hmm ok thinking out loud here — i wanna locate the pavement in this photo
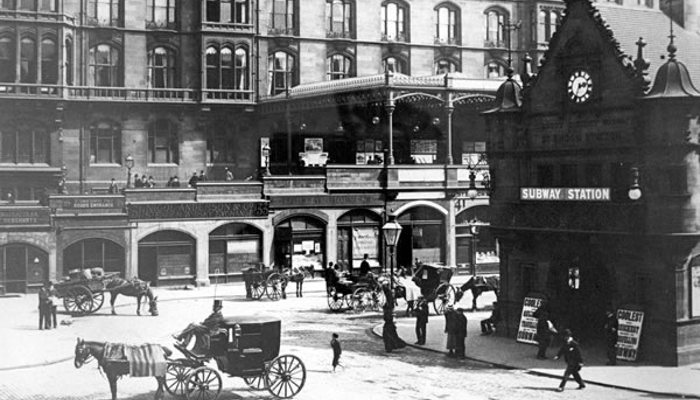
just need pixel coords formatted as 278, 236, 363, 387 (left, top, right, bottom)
372, 310, 700, 399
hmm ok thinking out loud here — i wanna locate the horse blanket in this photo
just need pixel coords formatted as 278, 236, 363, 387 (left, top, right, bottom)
104, 343, 167, 377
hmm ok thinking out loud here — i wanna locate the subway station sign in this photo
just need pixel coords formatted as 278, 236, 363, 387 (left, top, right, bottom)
520, 187, 610, 201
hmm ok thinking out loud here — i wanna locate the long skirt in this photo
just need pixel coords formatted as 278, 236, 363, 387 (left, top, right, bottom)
383, 321, 406, 352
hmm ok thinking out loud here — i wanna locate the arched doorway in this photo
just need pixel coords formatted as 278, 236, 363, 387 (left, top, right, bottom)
0, 243, 48, 293
337, 209, 381, 272
456, 205, 499, 274
396, 206, 446, 268
209, 223, 263, 283
274, 216, 325, 272
138, 231, 195, 286
63, 238, 125, 277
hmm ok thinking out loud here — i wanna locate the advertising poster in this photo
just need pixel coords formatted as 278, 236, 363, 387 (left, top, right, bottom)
516, 296, 543, 345
692, 263, 700, 318
616, 309, 644, 361
352, 227, 379, 259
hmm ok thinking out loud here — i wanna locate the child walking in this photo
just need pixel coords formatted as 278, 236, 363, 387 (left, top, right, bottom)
331, 333, 342, 372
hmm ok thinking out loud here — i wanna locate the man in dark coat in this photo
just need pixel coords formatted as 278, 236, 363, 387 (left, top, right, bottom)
38, 282, 51, 330
444, 305, 457, 357
603, 309, 619, 365
359, 254, 371, 276
554, 329, 586, 391
414, 297, 429, 345
536, 311, 557, 359
330, 333, 342, 372
173, 300, 224, 354
481, 301, 500, 335
188, 172, 198, 188
454, 307, 468, 358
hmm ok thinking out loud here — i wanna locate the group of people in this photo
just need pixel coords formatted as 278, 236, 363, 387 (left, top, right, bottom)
188, 170, 208, 187
38, 281, 59, 330
133, 174, 157, 188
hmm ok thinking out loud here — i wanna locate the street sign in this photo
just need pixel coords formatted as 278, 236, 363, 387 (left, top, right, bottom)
517, 296, 543, 345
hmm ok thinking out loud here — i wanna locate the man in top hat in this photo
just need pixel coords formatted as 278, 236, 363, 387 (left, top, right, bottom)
454, 307, 468, 358
173, 299, 224, 354
554, 329, 586, 392
444, 305, 457, 357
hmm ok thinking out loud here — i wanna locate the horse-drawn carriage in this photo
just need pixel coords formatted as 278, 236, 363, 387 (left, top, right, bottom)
243, 267, 285, 301
395, 263, 457, 315
327, 272, 386, 312
166, 315, 306, 400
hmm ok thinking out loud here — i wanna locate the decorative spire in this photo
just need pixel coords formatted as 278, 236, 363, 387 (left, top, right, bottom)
668, 0, 677, 59
634, 37, 651, 94
521, 53, 533, 86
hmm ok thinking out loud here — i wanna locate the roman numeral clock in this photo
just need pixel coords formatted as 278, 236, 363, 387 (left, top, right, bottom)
567, 69, 593, 103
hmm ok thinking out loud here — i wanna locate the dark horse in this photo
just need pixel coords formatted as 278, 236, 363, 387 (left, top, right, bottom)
456, 275, 500, 311
105, 278, 158, 316
74, 338, 171, 400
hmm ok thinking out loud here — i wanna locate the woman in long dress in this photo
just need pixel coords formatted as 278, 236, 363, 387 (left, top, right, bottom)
382, 304, 406, 352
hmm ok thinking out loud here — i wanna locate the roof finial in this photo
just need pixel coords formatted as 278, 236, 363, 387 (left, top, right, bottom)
501, 20, 522, 78
668, 0, 677, 59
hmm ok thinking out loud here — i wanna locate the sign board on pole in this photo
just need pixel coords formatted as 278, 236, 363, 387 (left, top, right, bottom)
516, 296, 543, 345
616, 308, 644, 361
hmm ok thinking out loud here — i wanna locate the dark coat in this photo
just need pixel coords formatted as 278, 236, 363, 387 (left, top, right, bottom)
454, 312, 468, 337
331, 338, 342, 357
444, 309, 458, 333
202, 310, 223, 331
557, 339, 584, 367
359, 260, 370, 276
415, 303, 429, 325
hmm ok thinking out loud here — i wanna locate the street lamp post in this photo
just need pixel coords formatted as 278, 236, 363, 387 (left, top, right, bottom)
125, 154, 134, 189
262, 144, 271, 176
382, 215, 403, 300
469, 223, 480, 276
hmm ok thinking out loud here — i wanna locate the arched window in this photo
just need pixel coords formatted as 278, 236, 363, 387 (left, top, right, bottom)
40, 38, 57, 84
234, 46, 248, 90
383, 56, 407, 74
65, 38, 73, 85
205, 46, 219, 89
148, 119, 178, 164
0, 36, 14, 82
435, 58, 459, 74
484, 8, 507, 47
90, 121, 121, 164
327, 53, 353, 80
87, 0, 121, 26
485, 60, 506, 79
435, 3, 459, 44
381, 1, 408, 41
0, 125, 48, 164
20, 37, 36, 83
147, 0, 175, 28
88, 44, 120, 86
268, 51, 294, 95
221, 46, 234, 89
148, 46, 176, 88
326, 0, 352, 37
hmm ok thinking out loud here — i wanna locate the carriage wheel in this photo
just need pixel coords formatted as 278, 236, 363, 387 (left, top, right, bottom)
265, 354, 306, 399
243, 374, 267, 390
433, 284, 456, 315
165, 360, 191, 397
251, 281, 265, 300
266, 273, 283, 301
327, 287, 345, 312
185, 366, 222, 400
351, 288, 370, 313
63, 286, 93, 315
90, 292, 105, 314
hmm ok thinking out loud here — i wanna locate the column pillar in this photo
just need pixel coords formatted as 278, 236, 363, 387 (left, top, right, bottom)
446, 104, 455, 165
126, 226, 138, 279
386, 98, 396, 165
446, 199, 456, 268
195, 225, 210, 287
48, 235, 58, 282
263, 219, 273, 267
326, 213, 337, 266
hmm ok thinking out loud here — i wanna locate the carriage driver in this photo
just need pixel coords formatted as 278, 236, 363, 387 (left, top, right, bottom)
173, 299, 224, 354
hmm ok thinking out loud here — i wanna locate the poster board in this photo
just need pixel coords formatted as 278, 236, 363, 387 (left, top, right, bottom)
516, 296, 543, 344
691, 259, 700, 318
616, 308, 644, 361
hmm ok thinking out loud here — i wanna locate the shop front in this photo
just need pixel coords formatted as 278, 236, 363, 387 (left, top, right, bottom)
337, 209, 381, 272
0, 243, 48, 293
209, 223, 263, 282
63, 238, 125, 277
396, 205, 446, 268
274, 216, 325, 271
138, 230, 195, 286
456, 205, 499, 275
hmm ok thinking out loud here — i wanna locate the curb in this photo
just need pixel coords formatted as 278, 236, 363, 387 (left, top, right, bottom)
0, 356, 74, 372
369, 324, 700, 399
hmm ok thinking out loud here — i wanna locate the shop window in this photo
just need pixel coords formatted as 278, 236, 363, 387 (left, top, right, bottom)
0, 36, 15, 82
147, 0, 175, 28
461, 141, 486, 166
0, 126, 48, 164
326, 0, 353, 38
148, 46, 176, 88
88, 44, 120, 87
64, 239, 124, 275
381, 1, 408, 41
560, 164, 578, 186
148, 119, 178, 164
327, 53, 353, 80
87, 0, 121, 27
268, 50, 295, 95
355, 139, 383, 164
271, 0, 296, 35
20, 37, 36, 83
40, 38, 57, 84
435, 2, 459, 44
484, 7, 507, 47
537, 164, 554, 187
90, 121, 121, 164
209, 223, 261, 277
383, 56, 407, 74
435, 58, 459, 74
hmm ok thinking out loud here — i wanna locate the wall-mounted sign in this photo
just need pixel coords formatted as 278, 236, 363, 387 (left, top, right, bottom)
616, 308, 644, 361
520, 187, 610, 201
0, 208, 51, 226
516, 296, 544, 345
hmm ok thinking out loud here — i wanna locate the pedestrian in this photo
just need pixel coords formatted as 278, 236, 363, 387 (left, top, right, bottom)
359, 253, 371, 276
481, 301, 501, 335
199, 170, 207, 182
536, 310, 557, 359
188, 172, 198, 188
141, 175, 149, 188
148, 175, 156, 188
554, 329, 586, 392
166, 176, 174, 187
57, 176, 66, 194
382, 305, 406, 353
134, 173, 143, 188
109, 178, 119, 194
444, 305, 457, 357
172, 176, 181, 187
225, 167, 234, 181
47, 281, 58, 329
324, 262, 335, 294
38, 281, 50, 330
397, 270, 419, 316
454, 307, 468, 358
414, 297, 429, 345
603, 309, 618, 365
290, 265, 304, 298
330, 333, 342, 372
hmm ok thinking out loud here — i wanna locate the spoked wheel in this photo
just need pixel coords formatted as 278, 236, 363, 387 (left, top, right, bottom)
251, 281, 265, 300
266, 273, 283, 301
90, 292, 105, 314
165, 360, 192, 397
433, 284, 456, 315
185, 366, 222, 400
265, 354, 306, 399
351, 288, 370, 313
243, 374, 267, 390
63, 286, 93, 316
327, 287, 345, 312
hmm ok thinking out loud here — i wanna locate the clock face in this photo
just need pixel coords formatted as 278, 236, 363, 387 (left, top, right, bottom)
567, 70, 593, 103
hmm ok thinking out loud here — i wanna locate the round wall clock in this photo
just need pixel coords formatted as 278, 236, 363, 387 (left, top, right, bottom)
567, 70, 593, 103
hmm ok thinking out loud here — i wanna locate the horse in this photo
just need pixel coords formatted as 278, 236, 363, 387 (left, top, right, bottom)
74, 338, 171, 400
284, 268, 305, 298
104, 278, 158, 316
456, 275, 500, 311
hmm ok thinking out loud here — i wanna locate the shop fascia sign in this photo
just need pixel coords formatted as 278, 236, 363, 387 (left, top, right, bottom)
520, 187, 610, 201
